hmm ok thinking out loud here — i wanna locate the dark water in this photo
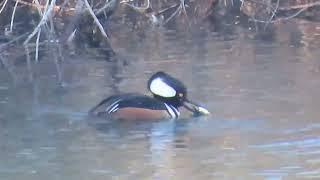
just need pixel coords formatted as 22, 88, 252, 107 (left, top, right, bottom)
1, 19, 320, 179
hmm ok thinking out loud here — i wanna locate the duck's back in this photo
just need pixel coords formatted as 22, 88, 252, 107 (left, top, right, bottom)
89, 93, 179, 120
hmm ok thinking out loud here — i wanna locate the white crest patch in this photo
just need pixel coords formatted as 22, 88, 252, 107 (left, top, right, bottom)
150, 78, 176, 97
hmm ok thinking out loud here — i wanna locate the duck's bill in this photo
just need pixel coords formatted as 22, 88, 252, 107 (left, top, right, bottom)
183, 99, 210, 116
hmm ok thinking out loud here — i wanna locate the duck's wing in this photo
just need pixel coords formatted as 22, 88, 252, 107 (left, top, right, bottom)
89, 93, 140, 116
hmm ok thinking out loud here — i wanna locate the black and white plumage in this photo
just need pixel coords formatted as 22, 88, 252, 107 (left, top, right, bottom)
89, 72, 210, 121
89, 93, 180, 120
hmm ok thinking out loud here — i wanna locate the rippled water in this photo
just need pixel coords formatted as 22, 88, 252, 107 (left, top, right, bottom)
1, 19, 320, 179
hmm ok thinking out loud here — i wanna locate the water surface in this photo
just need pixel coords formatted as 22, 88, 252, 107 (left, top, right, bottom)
1, 19, 320, 179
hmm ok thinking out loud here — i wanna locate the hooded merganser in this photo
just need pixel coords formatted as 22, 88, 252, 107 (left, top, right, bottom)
89, 71, 210, 120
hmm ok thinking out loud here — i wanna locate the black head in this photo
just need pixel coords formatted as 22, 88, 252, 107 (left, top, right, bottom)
147, 72, 187, 107
147, 72, 210, 116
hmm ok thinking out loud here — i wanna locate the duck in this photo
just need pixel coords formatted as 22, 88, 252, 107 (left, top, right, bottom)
89, 71, 210, 120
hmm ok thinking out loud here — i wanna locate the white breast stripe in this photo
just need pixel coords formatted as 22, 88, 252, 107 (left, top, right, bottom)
172, 106, 180, 117
164, 103, 179, 119
150, 78, 176, 97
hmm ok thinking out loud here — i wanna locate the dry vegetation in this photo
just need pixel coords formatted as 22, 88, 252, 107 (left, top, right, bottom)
0, 0, 319, 59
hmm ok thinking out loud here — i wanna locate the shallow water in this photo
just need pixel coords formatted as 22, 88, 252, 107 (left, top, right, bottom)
1, 19, 320, 179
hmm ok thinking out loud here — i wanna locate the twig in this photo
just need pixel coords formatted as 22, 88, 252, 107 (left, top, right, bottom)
33, 0, 44, 15
180, 0, 189, 24
83, 0, 110, 40
163, 0, 190, 26
163, 4, 181, 24
24, 0, 56, 45
247, 0, 319, 24
13, 0, 75, 15
243, 0, 278, 12
0, 0, 8, 15
250, 6, 309, 23
156, 3, 179, 15
57, 0, 71, 14
10, 0, 20, 32
279, 7, 309, 20
263, 0, 279, 30
59, 0, 84, 44
34, 0, 51, 31
95, 0, 120, 16
279, 1, 320, 10
121, 0, 150, 14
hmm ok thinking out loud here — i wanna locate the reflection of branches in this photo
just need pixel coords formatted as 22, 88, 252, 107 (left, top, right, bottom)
35, 29, 41, 62
0, 32, 29, 50
24, 46, 34, 82
52, 45, 63, 85
0, 54, 17, 82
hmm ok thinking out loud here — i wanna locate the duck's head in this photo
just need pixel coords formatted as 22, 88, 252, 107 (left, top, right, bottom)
147, 71, 210, 116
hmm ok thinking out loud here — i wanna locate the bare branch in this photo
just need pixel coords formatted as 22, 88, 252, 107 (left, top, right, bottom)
0, 0, 9, 15
83, 0, 110, 40
24, 0, 57, 45
10, 0, 20, 33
